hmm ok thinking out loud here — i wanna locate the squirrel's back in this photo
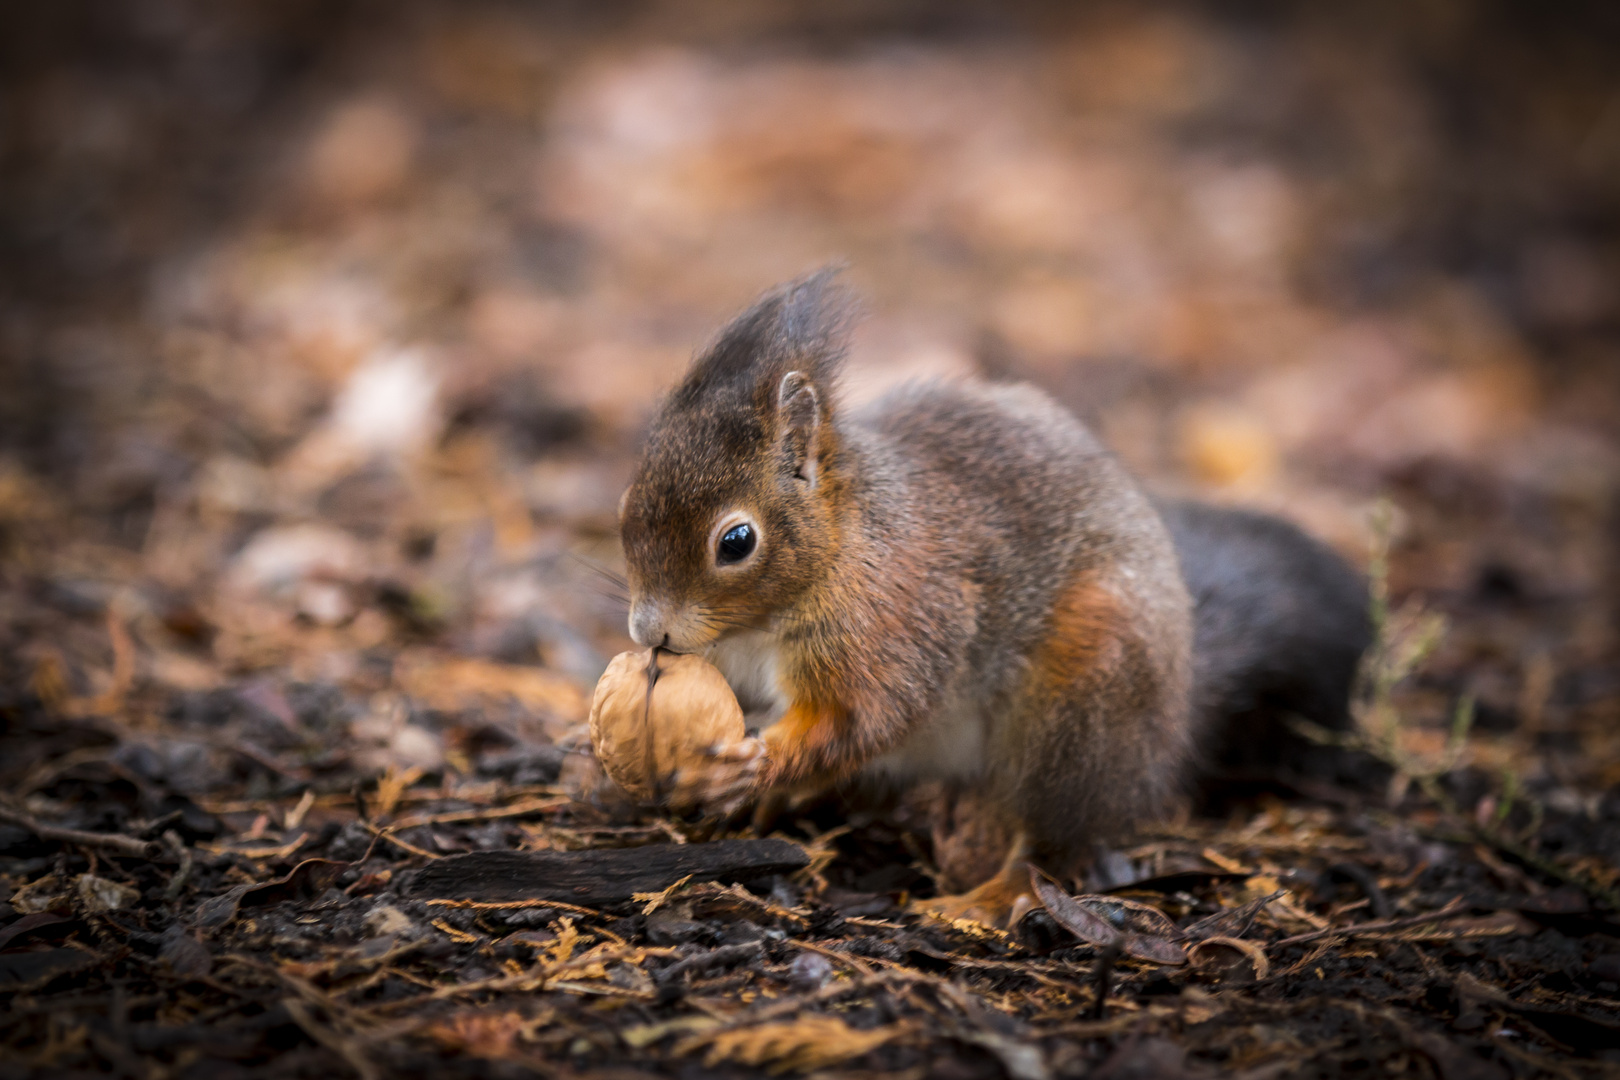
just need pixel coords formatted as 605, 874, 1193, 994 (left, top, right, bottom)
857, 379, 1191, 704
848, 379, 1195, 848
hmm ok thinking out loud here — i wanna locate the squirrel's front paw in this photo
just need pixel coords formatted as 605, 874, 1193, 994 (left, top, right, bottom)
668, 736, 768, 817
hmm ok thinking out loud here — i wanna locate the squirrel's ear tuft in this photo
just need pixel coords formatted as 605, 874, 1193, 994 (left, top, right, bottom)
778, 371, 820, 486
676, 266, 854, 410
769, 267, 852, 386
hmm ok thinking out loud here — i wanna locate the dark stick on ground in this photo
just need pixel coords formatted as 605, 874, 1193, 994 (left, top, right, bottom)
1330, 861, 1393, 919
0, 805, 162, 860
405, 838, 809, 905
1090, 942, 1122, 1020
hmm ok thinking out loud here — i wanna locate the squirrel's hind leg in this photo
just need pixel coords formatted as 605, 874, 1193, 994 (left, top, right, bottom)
1008, 564, 1193, 871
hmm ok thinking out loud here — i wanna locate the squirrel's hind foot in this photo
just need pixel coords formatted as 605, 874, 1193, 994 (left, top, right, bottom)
908, 857, 1036, 930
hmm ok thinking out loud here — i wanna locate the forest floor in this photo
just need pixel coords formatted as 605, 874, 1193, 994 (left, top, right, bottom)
2, 2, 1619, 1077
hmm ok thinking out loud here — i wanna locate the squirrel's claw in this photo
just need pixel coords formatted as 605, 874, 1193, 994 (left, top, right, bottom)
668, 736, 767, 817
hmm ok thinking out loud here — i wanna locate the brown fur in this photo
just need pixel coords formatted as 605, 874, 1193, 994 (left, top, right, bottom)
923, 783, 1021, 893
621, 270, 1195, 925
764, 697, 852, 782
1034, 575, 1132, 700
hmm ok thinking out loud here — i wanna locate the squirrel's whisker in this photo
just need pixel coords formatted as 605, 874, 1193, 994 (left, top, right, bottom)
567, 552, 630, 590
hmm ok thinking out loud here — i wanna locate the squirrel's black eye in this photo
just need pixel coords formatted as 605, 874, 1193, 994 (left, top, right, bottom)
717, 523, 756, 564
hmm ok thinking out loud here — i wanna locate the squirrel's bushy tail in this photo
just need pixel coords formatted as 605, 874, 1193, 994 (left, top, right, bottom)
1157, 500, 1374, 792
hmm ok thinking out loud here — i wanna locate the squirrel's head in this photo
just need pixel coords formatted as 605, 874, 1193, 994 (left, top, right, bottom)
620, 269, 852, 653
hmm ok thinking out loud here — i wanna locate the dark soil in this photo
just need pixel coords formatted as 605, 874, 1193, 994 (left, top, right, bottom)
2, 2, 1618, 1076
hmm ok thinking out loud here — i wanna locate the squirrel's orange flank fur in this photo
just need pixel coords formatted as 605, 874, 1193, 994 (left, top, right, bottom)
619, 270, 1368, 925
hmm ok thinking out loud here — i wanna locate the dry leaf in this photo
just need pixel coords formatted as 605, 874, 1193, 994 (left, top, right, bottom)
10, 874, 70, 915
1189, 936, 1270, 981
1073, 895, 1184, 940
1029, 870, 1187, 966
1183, 890, 1286, 941
75, 874, 141, 913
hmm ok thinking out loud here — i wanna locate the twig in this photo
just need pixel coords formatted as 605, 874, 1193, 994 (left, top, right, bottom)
0, 804, 161, 859
425, 897, 602, 918
387, 796, 569, 831
225, 738, 311, 781
658, 941, 764, 985
1273, 897, 1469, 948
788, 937, 875, 975
362, 822, 440, 860
1089, 943, 1121, 1020
281, 998, 380, 1080
162, 830, 193, 900
744, 969, 928, 1023
943, 954, 1093, 998
1329, 862, 1392, 919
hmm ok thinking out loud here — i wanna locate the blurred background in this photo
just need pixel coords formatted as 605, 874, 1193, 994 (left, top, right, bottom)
1, 1, 1616, 798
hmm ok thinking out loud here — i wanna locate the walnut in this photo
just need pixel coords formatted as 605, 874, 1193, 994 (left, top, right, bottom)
587, 649, 746, 803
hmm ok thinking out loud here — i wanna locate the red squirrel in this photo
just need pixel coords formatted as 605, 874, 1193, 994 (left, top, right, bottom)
617, 271, 1369, 925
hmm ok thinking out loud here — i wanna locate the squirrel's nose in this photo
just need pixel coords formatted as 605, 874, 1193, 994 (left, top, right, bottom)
628, 601, 669, 649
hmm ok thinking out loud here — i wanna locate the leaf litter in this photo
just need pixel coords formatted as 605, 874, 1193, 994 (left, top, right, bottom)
3, 2, 1620, 1077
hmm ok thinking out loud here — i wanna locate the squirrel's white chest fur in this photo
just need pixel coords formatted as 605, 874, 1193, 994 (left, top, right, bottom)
866, 693, 986, 783
706, 628, 986, 783
706, 630, 787, 729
